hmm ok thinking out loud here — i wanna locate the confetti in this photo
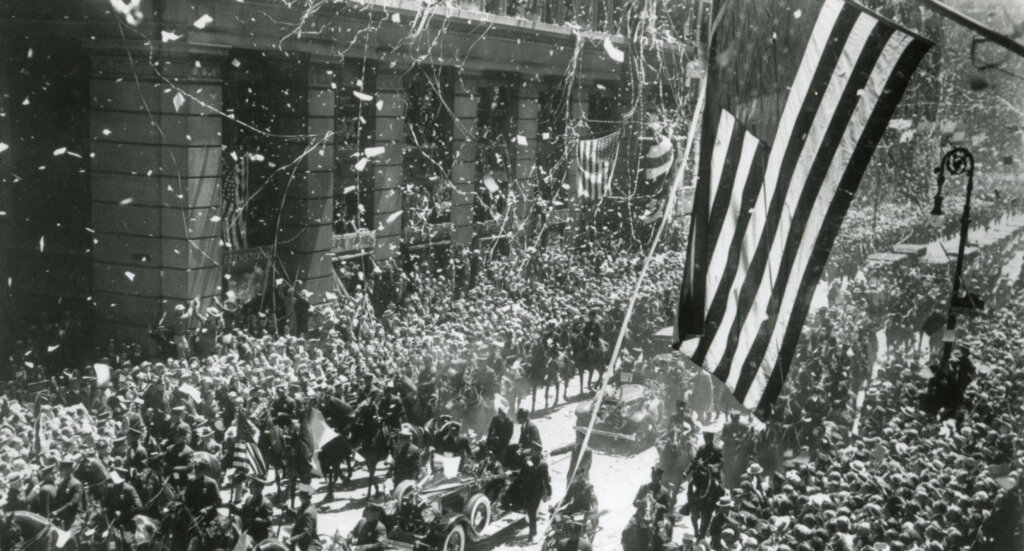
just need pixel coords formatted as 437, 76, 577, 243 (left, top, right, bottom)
516, 135, 528, 146
210, 215, 222, 222
793, 9, 802, 19
161, 30, 181, 42
53, 147, 67, 156
172, 92, 185, 112
125, 271, 136, 282
231, 58, 241, 68
102, 129, 112, 136
39, 236, 45, 252
391, 13, 401, 23
376, 99, 384, 111
364, 146, 385, 158
354, 157, 369, 172
0, 143, 8, 154
353, 91, 374, 102
193, 14, 213, 29
119, 197, 134, 205
603, 37, 624, 63
386, 210, 403, 224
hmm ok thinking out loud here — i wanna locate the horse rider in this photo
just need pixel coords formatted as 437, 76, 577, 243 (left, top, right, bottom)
347, 502, 387, 551
287, 483, 321, 551
164, 424, 195, 487
50, 455, 86, 542
694, 432, 723, 476
622, 466, 673, 551
184, 460, 221, 527
98, 467, 142, 549
556, 472, 599, 537
233, 474, 273, 547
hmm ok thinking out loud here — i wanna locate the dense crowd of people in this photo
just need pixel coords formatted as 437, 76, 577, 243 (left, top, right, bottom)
1, 203, 1022, 550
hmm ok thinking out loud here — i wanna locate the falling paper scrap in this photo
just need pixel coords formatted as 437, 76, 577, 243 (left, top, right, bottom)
172, 92, 185, 112
193, 14, 213, 29
353, 91, 374, 102
603, 37, 624, 63
125, 271, 136, 282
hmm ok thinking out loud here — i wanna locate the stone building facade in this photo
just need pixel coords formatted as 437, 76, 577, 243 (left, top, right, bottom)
0, 0, 686, 353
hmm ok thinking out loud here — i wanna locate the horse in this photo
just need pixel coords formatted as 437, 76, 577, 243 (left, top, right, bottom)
657, 428, 696, 495
0, 511, 67, 551
500, 360, 531, 413
318, 434, 355, 502
351, 403, 392, 499
685, 463, 724, 540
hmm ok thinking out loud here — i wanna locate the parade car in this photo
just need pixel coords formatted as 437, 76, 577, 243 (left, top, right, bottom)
377, 468, 524, 551
574, 374, 664, 450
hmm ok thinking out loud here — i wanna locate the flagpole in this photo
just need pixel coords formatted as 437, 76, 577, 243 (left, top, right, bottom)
563, 76, 707, 491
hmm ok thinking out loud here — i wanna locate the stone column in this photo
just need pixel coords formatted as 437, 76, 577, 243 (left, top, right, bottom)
515, 81, 540, 223
277, 57, 336, 304
372, 63, 408, 261
88, 42, 227, 347
451, 72, 482, 245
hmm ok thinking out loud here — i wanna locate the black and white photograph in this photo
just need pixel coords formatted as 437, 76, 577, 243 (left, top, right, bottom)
1, 0, 1022, 549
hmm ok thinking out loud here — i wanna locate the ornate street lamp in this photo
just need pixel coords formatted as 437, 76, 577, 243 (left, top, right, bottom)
930, 146, 976, 368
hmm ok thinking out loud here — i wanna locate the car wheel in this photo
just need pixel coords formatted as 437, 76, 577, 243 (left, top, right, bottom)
464, 493, 492, 535
393, 479, 418, 503
443, 524, 467, 551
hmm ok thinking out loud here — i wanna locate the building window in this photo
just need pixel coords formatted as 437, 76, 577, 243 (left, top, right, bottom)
403, 67, 455, 227
334, 62, 376, 235
537, 82, 569, 202
474, 82, 518, 223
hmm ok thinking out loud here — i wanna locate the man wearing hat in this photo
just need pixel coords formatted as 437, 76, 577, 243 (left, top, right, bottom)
233, 474, 274, 546
287, 483, 321, 551
194, 425, 221, 456
559, 472, 599, 538
709, 492, 737, 550
520, 444, 552, 540
633, 466, 672, 519
392, 427, 422, 486
99, 468, 143, 545
51, 455, 86, 539
517, 409, 543, 453
347, 502, 387, 550
552, 516, 593, 551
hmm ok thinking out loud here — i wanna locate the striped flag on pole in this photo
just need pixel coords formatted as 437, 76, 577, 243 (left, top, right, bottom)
231, 414, 267, 478
677, 0, 932, 416
577, 131, 621, 200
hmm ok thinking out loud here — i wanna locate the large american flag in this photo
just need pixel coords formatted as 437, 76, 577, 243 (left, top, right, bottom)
576, 131, 621, 200
677, 0, 932, 416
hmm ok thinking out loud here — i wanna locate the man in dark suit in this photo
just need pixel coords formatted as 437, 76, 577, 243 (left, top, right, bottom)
51, 456, 86, 538
391, 428, 421, 485
288, 484, 321, 551
517, 409, 543, 452
520, 444, 551, 540
486, 408, 514, 464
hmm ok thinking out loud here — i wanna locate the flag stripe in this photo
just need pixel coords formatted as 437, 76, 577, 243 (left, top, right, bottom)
706, 117, 750, 249
577, 132, 621, 200
758, 34, 931, 412
695, 1, 858, 368
732, 22, 902, 401
706, 131, 768, 311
